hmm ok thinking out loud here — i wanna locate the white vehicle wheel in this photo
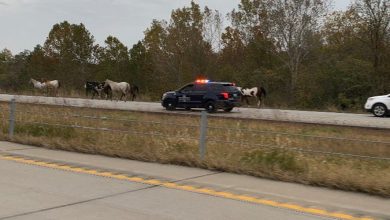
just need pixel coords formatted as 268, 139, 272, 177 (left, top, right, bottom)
372, 104, 387, 117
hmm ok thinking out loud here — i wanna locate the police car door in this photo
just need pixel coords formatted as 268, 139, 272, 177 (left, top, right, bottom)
191, 84, 207, 107
178, 84, 194, 107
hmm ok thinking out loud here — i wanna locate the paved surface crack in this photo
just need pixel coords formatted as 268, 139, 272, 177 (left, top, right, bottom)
0, 185, 158, 220
170, 171, 222, 183
0, 164, 221, 220
1, 147, 37, 152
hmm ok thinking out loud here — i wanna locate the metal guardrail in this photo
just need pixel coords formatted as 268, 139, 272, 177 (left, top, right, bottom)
1, 99, 390, 161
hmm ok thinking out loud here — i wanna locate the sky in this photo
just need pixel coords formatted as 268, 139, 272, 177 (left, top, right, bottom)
0, 0, 352, 54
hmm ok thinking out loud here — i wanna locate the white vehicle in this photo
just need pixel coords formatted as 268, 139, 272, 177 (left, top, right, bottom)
364, 94, 390, 117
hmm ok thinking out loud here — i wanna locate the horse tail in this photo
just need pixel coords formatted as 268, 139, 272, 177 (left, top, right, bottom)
126, 83, 131, 94
57, 81, 61, 89
133, 85, 139, 94
260, 86, 267, 98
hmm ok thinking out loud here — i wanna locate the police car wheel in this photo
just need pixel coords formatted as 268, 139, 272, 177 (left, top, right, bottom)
223, 107, 233, 112
165, 100, 176, 111
205, 101, 216, 113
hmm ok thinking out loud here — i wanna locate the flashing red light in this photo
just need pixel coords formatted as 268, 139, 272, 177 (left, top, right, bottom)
221, 92, 229, 99
195, 79, 210, 84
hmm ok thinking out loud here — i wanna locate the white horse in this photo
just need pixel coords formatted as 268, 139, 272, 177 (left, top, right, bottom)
104, 79, 130, 101
42, 79, 61, 96
237, 86, 267, 108
30, 78, 48, 96
29, 78, 46, 90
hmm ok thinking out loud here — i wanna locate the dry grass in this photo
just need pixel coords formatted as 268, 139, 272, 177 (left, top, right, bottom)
1, 89, 153, 102
0, 102, 389, 197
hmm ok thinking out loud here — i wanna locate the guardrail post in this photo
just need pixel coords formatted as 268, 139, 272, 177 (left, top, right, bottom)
199, 111, 208, 161
9, 98, 16, 139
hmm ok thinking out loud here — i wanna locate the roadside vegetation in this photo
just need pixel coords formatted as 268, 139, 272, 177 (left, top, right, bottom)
1, 102, 389, 197
1, 0, 390, 111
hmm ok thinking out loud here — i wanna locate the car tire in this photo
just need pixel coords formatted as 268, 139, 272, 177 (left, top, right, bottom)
223, 107, 233, 112
205, 101, 216, 113
165, 100, 176, 111
372, 103, 387, 117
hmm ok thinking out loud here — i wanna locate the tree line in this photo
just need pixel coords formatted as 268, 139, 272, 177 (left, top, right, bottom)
0, 0, 389, 110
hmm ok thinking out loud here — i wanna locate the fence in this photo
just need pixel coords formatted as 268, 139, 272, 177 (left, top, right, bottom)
1, 99, 390, 161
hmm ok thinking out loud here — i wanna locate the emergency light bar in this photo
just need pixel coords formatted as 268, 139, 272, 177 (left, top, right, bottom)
195, 79, 210, 84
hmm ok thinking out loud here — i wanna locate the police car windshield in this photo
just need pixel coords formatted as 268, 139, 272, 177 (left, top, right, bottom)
177, 84, 193, 92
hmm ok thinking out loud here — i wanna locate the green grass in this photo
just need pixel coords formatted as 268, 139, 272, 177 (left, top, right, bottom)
14, 124, 76, 139
240, 149, 305, 173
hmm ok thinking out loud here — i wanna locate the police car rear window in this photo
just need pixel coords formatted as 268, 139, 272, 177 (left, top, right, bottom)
222, 85, 239, 92
207, 84, 237, 92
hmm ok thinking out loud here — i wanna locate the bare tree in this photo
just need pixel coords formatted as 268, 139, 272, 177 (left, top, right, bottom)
354, 0, 390, 70
267, 0, 330, 93
203, 7, 223, 52
229, 0, 270, 44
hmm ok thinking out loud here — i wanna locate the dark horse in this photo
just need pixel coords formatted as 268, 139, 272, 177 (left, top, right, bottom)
84, 81, 111, 99
130, 84, 139, 101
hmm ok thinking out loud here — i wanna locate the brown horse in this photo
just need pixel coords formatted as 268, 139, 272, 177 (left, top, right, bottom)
42, 79, 61, 96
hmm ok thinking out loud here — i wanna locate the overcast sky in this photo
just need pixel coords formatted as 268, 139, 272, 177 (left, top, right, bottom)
0, 0, 352, 54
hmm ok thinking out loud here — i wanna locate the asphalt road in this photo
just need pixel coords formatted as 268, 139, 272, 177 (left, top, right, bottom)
1, 141, 388, 220
0, 94, 389, 129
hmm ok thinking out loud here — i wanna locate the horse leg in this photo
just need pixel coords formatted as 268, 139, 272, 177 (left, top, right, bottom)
244, 96, 250, 107
257, 94, 264, 108
260, 96, 264, 108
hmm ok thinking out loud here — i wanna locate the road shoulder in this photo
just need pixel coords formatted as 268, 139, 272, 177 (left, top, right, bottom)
0, 141, 388, 219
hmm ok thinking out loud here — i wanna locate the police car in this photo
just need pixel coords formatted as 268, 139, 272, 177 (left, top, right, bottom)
161, 79, 241, 113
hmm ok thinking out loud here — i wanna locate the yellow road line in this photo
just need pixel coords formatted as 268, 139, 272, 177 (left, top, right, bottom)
0, 154, 374, 220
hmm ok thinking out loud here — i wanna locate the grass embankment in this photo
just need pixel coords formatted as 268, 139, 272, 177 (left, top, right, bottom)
0, 102, 389, 197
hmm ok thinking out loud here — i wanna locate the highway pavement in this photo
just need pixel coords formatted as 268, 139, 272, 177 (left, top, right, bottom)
1, 141, 388, 220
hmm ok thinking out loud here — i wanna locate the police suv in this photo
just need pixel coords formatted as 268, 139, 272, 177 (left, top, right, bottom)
161, 80, 241, 113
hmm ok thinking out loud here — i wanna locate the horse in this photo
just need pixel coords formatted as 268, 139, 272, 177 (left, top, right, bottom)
85, 81, 113, 99
237, 86, 267, 108
29, 78, 46, 91
130, 84, 139, 101
85, 81, 106, 99
42, 79, 61, 96
104, 79, 130, 101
